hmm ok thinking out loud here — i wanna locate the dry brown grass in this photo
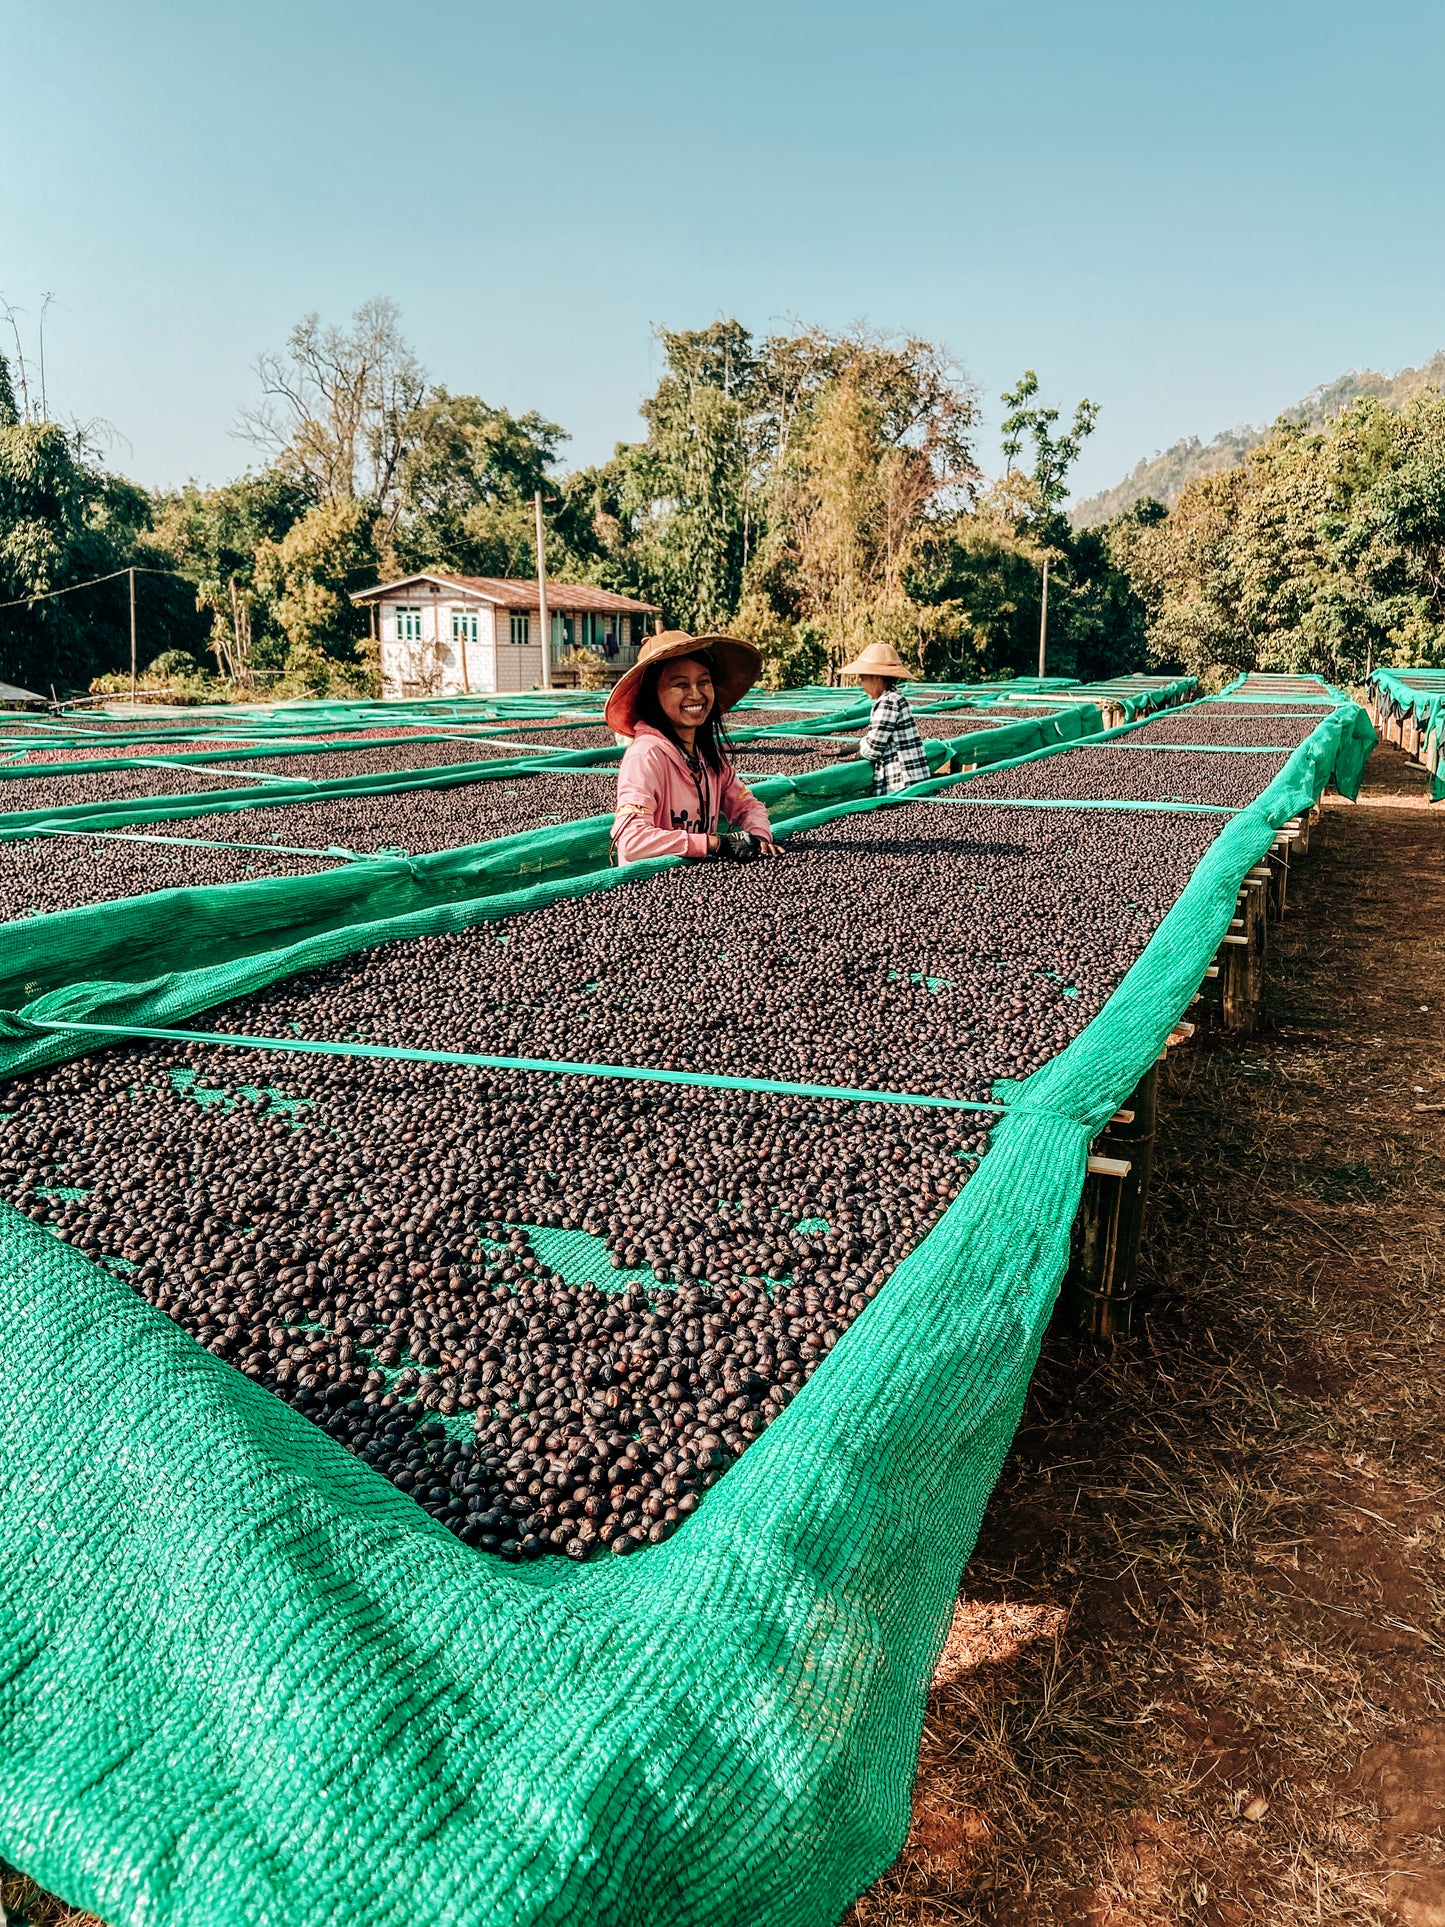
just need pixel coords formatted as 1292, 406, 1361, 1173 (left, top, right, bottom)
850, 743, 1445, 1927
0, 1865, 98, 1927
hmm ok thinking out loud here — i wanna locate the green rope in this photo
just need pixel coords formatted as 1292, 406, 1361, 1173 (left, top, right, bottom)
916, 796, 1242, 816
26, 1017, 1009, 1114
1087, 743, 1295, 754
26, 826, 396, 862
125, 757, 311, 788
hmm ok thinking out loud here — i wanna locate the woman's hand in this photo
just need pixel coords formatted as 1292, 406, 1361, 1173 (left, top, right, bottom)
713, 831, 784, 862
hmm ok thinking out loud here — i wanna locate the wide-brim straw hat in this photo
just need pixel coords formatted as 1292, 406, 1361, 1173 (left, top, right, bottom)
604, 630, 762, 738
839, 640, 911, 680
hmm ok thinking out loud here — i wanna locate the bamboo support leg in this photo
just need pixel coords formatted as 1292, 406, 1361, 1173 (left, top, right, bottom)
1067, 1064, 1159, 1339
1266, 842, 1289, 919
1242, 879, 1268, 1016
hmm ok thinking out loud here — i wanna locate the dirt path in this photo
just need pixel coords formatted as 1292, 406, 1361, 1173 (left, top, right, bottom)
852, 742, 1445, 1925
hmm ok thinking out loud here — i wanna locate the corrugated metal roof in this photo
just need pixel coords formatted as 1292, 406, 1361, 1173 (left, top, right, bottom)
352, 574, 657, 613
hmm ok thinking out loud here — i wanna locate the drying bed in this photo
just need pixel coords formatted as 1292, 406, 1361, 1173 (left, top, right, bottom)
727, 707, 834, 729
178, 738, 568, 780
202, 801, 1229, 1102
0, 835, 353, 923
0, 737, 274, 763
0, 767, 284, 813
0, 720, 497, 753
5, 796, 1226, 1565
188, 772, 620, 850
0, 692, 1373, 1927
1124, 711, 1321, 748
928, 706, 1069, 724
731, 740, 856, 776
0, 1048, 987, 1562
0, 738, 550, 812
0, 773, 624, 920
465, 724, 617, 750
959, 743, 1290, 808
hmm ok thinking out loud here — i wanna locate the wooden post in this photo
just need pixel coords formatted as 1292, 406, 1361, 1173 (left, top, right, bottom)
1241, 881, 1267, 1021
1266, 841, 1289, 920
128, 566, 137, 702
535, 491, 551, 693
1216, 883, 1265, 1033
1067, 1064, 1159, 1339
1037, 554, 1049, 678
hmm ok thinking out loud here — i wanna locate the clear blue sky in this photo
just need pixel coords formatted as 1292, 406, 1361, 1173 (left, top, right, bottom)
4, 0, 1444, 503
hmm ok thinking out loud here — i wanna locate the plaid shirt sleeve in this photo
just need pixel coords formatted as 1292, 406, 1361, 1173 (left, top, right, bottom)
859, 689, 932, 794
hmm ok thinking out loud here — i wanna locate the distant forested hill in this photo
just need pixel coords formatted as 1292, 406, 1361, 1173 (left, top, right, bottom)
1072, 351, 1445, 527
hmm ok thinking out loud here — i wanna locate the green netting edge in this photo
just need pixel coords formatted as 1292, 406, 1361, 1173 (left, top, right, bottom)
0, 701, 1369, 1927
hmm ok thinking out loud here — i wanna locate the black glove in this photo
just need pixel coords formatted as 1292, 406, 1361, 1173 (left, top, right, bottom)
716, 830, 760, 862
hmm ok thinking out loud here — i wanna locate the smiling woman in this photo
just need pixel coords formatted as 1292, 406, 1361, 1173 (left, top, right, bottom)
606, 629, 784, 863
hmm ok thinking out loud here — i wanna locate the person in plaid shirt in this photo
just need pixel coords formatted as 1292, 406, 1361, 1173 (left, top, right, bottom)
841, 641, 931, 794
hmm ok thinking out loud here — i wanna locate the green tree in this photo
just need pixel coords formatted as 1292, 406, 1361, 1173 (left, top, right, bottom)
0, 416, 204, 693
1118, 394, 1445, 680
1000, 370, 1100, 516
613, 321, 761, 632
238, 298, 427, 530
740, 327, 979, 678
253, 498, 378, 691
900, 376, 1143, 684
391, 389, 566, 578
150, 469, 313, 679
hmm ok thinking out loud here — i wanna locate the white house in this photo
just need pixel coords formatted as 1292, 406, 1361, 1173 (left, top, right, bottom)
351, 574, 659, 697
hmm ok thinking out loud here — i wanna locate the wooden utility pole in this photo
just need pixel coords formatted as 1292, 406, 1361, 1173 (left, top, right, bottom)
535, 490, 551, 692
1037, 554, 1050, 679
128, 567, 137, 702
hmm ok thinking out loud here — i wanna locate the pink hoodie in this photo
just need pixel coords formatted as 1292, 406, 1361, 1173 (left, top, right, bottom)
611, 721, 774, 863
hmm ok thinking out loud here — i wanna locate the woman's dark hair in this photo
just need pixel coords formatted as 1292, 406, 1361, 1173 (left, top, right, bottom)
636, 650, 736, 773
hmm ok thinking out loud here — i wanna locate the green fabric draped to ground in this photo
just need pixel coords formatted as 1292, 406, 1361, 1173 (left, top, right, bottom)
0, 686, 1372, 1927
1368, 666, 1445, 800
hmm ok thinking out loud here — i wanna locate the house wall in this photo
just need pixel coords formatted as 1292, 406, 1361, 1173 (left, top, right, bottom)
493, 607, 544, 692
373, 589, 651, 697
378, 595, 499, 697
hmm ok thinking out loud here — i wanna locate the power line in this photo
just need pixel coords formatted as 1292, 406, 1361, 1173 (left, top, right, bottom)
0, 564, 190, 614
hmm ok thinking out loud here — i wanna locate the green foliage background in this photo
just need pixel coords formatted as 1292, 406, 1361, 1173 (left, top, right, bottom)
5, 301, 1443, 699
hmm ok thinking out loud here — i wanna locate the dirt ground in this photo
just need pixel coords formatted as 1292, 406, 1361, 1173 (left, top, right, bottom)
851, 741, 1445, 1926
4, 745, 1441, 1927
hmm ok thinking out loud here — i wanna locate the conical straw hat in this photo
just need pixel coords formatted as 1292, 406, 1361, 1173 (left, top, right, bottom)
839, 640, 910, 679
604, 631, 761, 738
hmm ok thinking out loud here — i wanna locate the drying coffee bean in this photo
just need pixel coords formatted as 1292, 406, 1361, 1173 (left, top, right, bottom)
1126, 713, 1319, 749
960, 746, 1289, 809
0, 1043, 989, 1563
0, 770, 1253, 1564
0, 771, 622, 921
205, 802, 1224, 1101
